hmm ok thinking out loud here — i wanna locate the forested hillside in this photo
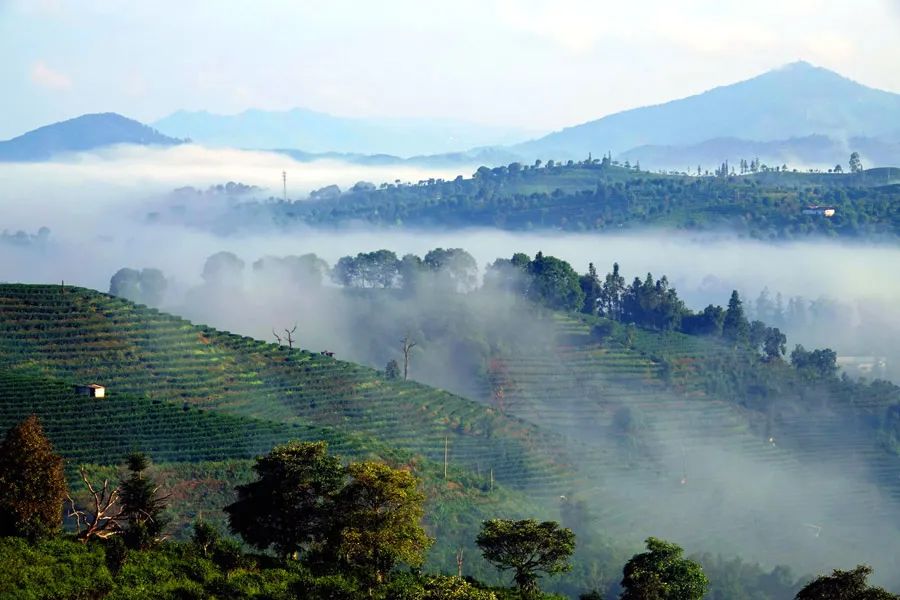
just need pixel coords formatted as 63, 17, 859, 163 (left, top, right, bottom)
200, 160, 900, 239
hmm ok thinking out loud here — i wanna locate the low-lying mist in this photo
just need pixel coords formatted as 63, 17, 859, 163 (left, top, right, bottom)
3, 150, 900, 584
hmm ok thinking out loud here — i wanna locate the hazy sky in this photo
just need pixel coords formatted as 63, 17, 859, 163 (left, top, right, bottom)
2, 0, 900, 139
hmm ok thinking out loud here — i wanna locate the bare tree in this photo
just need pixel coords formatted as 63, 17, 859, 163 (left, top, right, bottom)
273, 325, 298, 349
401, 334, 417, 380
66, 466, 123, 541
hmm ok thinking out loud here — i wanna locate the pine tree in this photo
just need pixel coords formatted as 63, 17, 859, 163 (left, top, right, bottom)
0, 415, 67, 540
722, 290, 749, 343
119, 452, 169, 549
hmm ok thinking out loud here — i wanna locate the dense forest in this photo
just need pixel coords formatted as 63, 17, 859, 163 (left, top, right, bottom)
189, 159, 900, 239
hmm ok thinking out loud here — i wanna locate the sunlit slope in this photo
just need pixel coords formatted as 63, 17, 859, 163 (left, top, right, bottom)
0, 284, 570, 494
0, 369, 388, 465
484, 313, 900, 570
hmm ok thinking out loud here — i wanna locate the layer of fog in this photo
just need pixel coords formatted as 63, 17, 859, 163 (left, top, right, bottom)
0, 144, 473, 232
3, 151, 900, 584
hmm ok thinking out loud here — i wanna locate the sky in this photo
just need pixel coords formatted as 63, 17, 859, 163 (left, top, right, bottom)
2, 0, 900, 139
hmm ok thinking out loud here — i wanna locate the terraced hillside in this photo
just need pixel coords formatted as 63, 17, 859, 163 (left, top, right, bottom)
483, 313, 900, 576
0, 284, 571, 497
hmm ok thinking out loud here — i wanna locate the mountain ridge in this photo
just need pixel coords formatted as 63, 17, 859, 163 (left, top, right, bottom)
0, 112, 183, 162
152, 107, 533, 156
513, 61, 900, 162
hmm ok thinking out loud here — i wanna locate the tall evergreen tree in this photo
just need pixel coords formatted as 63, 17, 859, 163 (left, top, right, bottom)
0, 415, 67, 540
579, 263, 603, 315
119, 453, 169, 550
722, 290, 749, 343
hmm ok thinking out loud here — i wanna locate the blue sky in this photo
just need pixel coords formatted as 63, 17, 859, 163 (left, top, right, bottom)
2, 0, 899, 139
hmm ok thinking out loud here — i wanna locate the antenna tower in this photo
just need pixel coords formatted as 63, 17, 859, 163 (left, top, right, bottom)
282, 171, 287, 201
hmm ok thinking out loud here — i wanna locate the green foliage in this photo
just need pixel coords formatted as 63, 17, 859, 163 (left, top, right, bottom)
476, 519, 576, 598
334, 461, 433, 584
795, 565, 898, 600
790, 345, 838, 379
527, 252, 586, 312
0, 536, 113, 600
119, 452, 169, 550
385, 359, 401, 380
620, 537, 709, 600
225, 441, 344, 558
0, 415, 67, 540
620, 274, 685, 331
722, 291, 749, 343
247, 162, 900, 239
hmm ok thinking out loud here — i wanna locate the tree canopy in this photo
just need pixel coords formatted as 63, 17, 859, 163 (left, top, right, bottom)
225, 441, 344, 558
795, 565, 898, 600
0, 415, 67, 540
476, 518, 576, 598
620, 537, 709, 600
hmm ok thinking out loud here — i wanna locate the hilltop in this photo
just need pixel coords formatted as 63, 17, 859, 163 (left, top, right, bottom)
0, 113, 183, 162
513, 62, 900, 166
208, 161, 900, 239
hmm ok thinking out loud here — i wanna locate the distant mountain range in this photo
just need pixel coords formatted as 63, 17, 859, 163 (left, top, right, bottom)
514, 61, 900, 166
152, 108, 532, 157
0, 113, 182, 161
3, 62, 900, 168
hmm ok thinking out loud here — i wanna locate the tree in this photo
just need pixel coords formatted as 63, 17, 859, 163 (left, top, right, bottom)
333, 461, 432, 586
109, 268, 141, 301
620, 537, 709, 600
790, 345, 838, 379
527, 252, 585, 312
681, 305, 724, 336
384, 359, 401, 380
66, 466, 123, 541
139, 268, 167, 306
476, 518, 576, 599
600, 263, 626, 320
423, 248, 478, 292
849, 152, 863, 174
401, 335, 417, 381
0, 416, 67, 540
833, 164, 843, 174
202, 251, 245, 287
109, 268, 167, 306
579, 263, 603, 315
795, 565, 897, 600
119, 453, 169, 550
762, 327, 787, 362
225, 441, 344, 559
722, 290, 749, 343
253, 254, 329, 288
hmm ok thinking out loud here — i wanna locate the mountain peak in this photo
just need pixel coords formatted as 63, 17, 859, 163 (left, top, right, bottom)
515, 62, 900, 160
0, 112, 183, 162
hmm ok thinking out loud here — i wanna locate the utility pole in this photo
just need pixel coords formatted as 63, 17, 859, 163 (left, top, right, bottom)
456, 548, 464, 577
282, 171, 287, 201
489, 468, 494, 493
444, 436, 449, 479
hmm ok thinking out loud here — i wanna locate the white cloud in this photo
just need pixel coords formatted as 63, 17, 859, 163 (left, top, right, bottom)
29, 60, 71, 90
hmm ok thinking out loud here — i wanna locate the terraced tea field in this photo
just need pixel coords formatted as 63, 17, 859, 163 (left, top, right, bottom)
484, 313, 900, 574
0, 284, 571, 497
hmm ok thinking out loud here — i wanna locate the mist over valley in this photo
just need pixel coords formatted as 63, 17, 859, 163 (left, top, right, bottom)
3, 4, 900, 598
